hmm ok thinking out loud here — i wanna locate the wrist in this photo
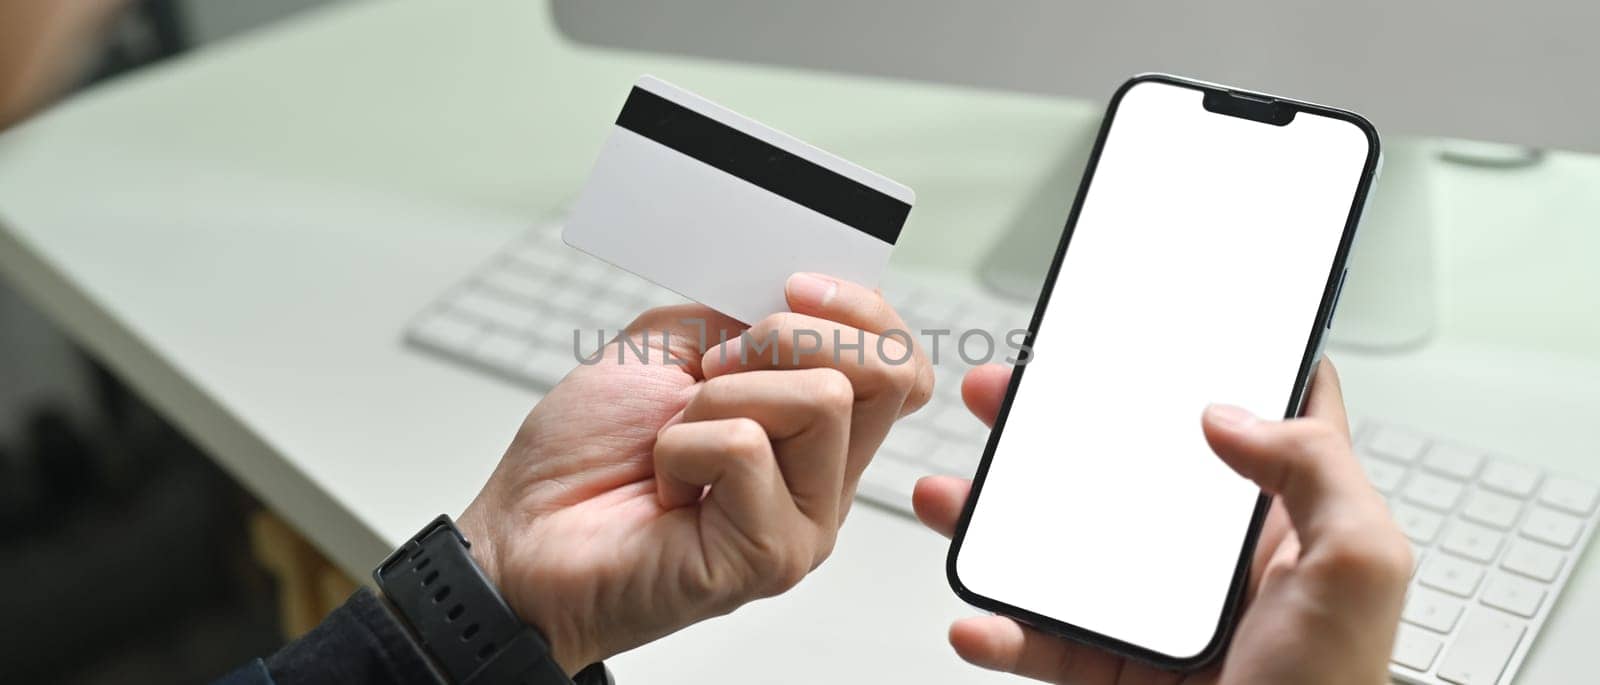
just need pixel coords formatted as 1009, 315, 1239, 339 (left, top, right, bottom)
377, 513, 593, 683
456, 505, 595, 676
455, 506, 501, 595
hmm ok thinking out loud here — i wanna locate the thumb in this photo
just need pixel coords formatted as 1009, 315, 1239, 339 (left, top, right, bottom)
1201, 404, 1374, 547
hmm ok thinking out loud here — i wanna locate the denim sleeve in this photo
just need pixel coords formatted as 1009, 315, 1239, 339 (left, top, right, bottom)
216, 587, 617, 685
212, 587, 439, 685
212, 658, 274, 685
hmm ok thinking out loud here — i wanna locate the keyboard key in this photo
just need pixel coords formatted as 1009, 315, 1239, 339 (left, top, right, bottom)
927, 442, 980, 477
907, 402, 948, 431
480, 268, 551, 302
1346, 416, 1368, 440
554, 296, 609, 329
989, 321, 1027, 350
1502, 539, 1565, 582
1442, 521, 1505, 563
859, 455, 927, 508
1539, 477, 1599, 516
451, 290, 537, 329
1392, 624, 1442, 671
1480, 573, 1546, 618
1479, 460, 1540, 498
1461, 489, 1522, 530
1419, 554, 1485, 597
1359, 456, 1407, 493
1404, 472, 1465, 511
534, 291, 593, 322
1422, 443, 1482, 480
1402, 587, 1464, 633
906, 298, 964, 331
1364, 426, 1426, 462
1520, 506, 1584, 548
598, 299, 643, 328
1392, 503, 1445, 544
506, 242, 568, 272
1437, 608, 1524, 685
881, 426, 937, 462
410, 310, 483, 349
931, 362, 966, 399
474, 331, 531, 371
941, 414, 992, 445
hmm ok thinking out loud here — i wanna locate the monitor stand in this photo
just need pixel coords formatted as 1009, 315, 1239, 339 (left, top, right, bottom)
976, 134, 1438, 352
1327, 138, 1437, 351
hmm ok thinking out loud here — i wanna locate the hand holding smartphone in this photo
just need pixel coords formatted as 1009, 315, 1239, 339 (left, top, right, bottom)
945, 74, 1385, 669
920, 364, 1412, 684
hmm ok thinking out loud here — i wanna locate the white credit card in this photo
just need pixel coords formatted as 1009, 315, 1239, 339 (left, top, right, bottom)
564, 75, 916, 324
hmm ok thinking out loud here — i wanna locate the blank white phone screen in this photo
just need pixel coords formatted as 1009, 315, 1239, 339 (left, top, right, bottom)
955, 80, 1371, 660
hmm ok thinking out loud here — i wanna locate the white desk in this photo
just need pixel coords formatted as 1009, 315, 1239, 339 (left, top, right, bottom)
0, 1, 1596, 682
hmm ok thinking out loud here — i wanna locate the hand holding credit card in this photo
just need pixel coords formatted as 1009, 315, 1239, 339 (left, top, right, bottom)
564, 76, 916, 324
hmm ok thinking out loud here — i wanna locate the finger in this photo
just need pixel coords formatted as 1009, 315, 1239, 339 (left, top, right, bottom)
683, 369, 853, 527
1286, 359, 1411, 579
701, 312, 919, 415
912, 475, 971, 539
1200, 395, 1384, 550
652, 418, 794, 534
653, 418, 822, 598
961, 364, 1013, 428
785, 273, 933, 413
699, 312, 922, 518
1301, 355, 1349, 430
598, 304, 747, 379
950, 615, 1125, 684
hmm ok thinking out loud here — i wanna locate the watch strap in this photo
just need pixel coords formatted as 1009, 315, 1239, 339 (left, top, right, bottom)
573, 662, 615, 685
375, 515, 571, 685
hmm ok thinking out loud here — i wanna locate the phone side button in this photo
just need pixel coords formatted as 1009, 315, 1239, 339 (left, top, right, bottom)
1327, 268, 1349, 329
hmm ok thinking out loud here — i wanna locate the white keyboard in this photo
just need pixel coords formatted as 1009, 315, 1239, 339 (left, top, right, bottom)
406, 223, 689, 380
1359, 423, 1598, 684
406, 223, 1598, 685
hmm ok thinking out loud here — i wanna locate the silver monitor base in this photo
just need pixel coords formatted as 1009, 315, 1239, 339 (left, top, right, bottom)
1329, 139, 1437, 351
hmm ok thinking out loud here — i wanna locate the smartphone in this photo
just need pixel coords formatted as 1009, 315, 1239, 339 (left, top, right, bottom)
946, 74, 1380, 669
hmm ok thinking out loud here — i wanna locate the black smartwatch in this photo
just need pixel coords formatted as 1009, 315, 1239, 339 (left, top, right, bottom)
374, 515, 612, 685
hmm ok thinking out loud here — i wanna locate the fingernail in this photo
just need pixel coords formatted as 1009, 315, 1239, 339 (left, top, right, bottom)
1205, 403, 1257, 430
787, 272, 837, 309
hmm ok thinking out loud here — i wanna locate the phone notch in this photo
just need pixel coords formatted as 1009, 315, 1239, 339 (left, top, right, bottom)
1202, 89, 1297, 126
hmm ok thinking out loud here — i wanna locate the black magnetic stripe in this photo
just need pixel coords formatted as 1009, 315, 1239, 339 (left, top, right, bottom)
615, 87, 909, 244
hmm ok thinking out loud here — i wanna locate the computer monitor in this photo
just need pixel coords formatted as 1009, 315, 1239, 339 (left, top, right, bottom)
551, 0, 1598, 151
550, 0, 1598, 348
